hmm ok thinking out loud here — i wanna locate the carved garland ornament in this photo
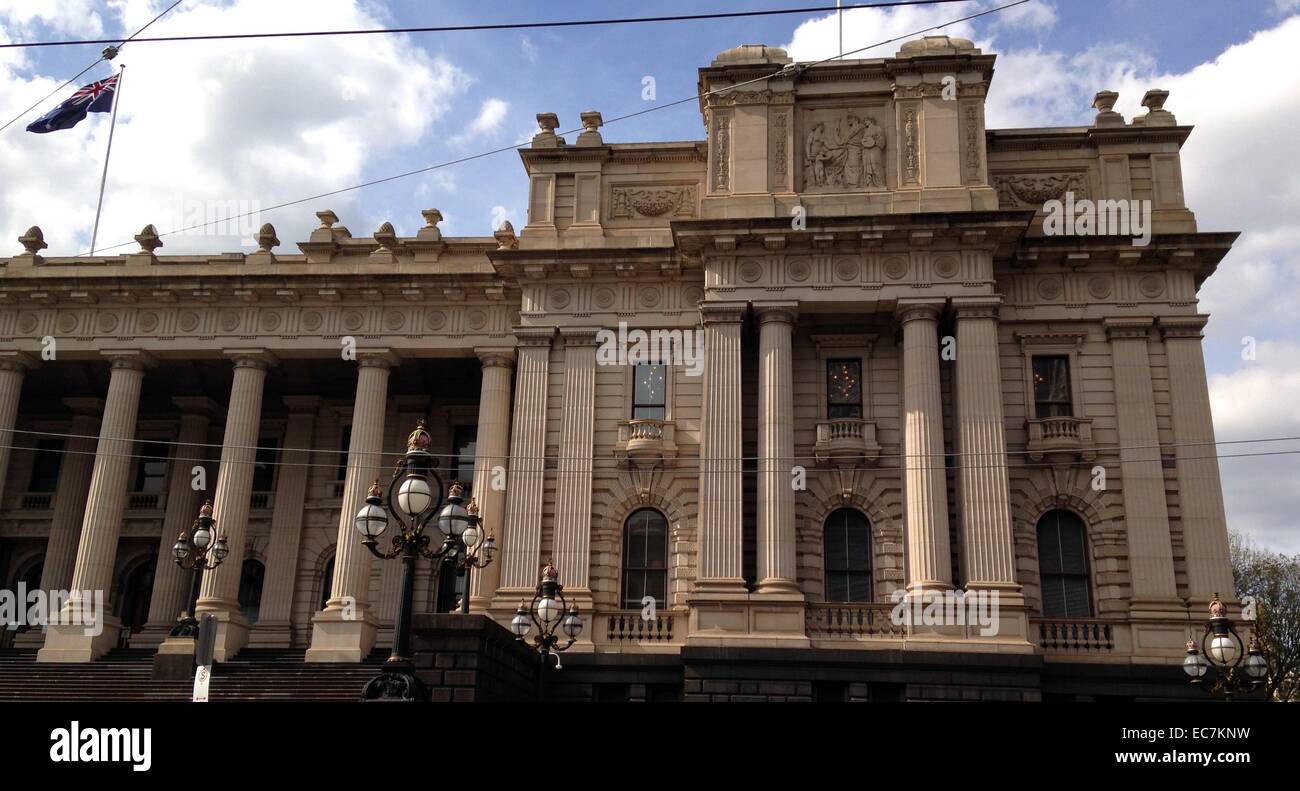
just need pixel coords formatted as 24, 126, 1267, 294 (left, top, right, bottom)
609, 186, 698, 219
993, 174, 1090, 207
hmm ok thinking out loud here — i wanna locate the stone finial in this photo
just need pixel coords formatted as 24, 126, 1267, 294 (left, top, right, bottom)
312, 209, 351, 241
532, 112, 562, 148
494, 220, 518, 250
417, 208, 444, 243
316, 209, 339, 229
18, 226, 47, 258
1091, 90, 1124, 126
1138, 88, 1175, 127
374, 221, 397, 248
254, 223, 279, 252
1141, 89, 1168, 112
577, 110, 604, 146
134, 224, 163, 253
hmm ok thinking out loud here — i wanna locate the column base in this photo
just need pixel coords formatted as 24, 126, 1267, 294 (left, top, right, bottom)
36, 615, 121, 663
247, 619, 294, 649
305, 607, 378, 663
194, 604, 251, 662
130, 623, 174, 650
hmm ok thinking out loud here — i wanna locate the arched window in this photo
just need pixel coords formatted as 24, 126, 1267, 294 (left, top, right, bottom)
1036, 509, 1092, 617
622, 509, 668, 610
239, 559, 266, 624
319, 556, 335, 611
823, 508, 872, 602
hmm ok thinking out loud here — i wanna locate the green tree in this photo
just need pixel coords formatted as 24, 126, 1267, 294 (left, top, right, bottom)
1230, 531, 1300, 701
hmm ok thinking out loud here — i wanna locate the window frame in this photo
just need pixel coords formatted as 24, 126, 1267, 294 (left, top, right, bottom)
825, 358, 865, 420
1035, 509, 1095, 618
1016, 332, 1087, 422
813, 335, 875, 422
620, 508, 670, 611
629, 361, 670, 421
1031, 354, 1074, 418
822, 507, 873, 603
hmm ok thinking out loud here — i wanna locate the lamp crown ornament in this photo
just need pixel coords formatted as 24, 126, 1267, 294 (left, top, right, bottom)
199, 500, 213, 519
542, 561, 559, 582
406, 419, 431, 452
466, 498, 480, 516
1209, 593, 1226, 618
367, 479, 383, 498
448, 481, 465, 500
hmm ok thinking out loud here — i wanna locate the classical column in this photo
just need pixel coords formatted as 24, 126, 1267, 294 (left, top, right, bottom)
754, 302, 799, 595
694, 302, 747, 594
1104, 318, 1180, 610
1161, 316, 1235, 603
897, 299, 953, 593
195, 351, 275, 662
468, 349, 514, 609
307, 352, 393, 662
38, 351, 150, 662
0, 352, 35, 510
137, 399, 216, 647
952, 297, 1019, 594
250, 396, 319, 647
552, 329, 598, 601
37, 400, 101, 593
496, 328, 554, 595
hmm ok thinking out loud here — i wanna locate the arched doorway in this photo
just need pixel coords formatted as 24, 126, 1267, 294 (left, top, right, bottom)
115, 556, 156, 642
239, 558, 266, 625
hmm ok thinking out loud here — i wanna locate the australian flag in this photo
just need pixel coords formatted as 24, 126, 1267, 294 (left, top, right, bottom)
26, 74, 119, 134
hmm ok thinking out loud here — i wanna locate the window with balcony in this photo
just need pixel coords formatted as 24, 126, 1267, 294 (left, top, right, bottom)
1036, 509, 1093, 618
27, 439, 63, 493
622, 508, 668, 610
632, 363, 666, 420
824, 508, 872, 602
132, 441, 169, 493
826, 359, 863, 419
1032, 356, 1073, 418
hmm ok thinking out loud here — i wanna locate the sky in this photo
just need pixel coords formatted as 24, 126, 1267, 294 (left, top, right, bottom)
1, 0, 1298, 554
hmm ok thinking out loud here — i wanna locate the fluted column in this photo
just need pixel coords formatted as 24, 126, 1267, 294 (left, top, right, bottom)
755, 302, 799, 595
1161, 316, 1235, 603
38, 351, 150, 662
469, 350, 514, 609
1105, 318, 1179, 608
307, 352, 393, 662
695, 302, 747, 593
497, 328, 554, 594
196, 351, 274, 662
0, 352, 34, 510
249, 396, 319, 647
553, 329, 598, 598
897, 300, 953, 593
952, 297, 1019, 593
137, 399, 216, 646
38, 400, 101, 593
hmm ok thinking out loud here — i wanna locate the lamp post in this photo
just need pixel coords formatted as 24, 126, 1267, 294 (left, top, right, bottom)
510, 561, 583, 700
354, 419, 495, 702
1182, 593, 1268, 701
168, 500, 229, 638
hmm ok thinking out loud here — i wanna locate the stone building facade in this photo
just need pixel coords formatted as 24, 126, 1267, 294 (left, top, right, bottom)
0, 37, 1237, 700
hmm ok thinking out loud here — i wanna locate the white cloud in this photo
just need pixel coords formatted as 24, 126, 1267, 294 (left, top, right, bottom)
783, 4, 979, 61
990, 0, 1058, 32
0, 0, 471, 255
468, 97, 508, 135
0, 0, 105, 39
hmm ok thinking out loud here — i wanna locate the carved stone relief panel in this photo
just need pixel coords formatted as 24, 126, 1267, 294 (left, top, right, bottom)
608, 184, 698, 221
799, 104, 892, 192
992, 172, 1091, 208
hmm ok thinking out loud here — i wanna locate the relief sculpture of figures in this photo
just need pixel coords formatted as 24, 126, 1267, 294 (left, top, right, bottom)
804, 113, 887, 189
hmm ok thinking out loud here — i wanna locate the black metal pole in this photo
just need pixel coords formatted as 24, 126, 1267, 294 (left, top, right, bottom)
391, 549, 416, 662
187, 566, 203, 616
460, 564, 472, 614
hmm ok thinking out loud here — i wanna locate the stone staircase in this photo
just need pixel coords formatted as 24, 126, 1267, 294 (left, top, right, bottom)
0, 647, 388, 702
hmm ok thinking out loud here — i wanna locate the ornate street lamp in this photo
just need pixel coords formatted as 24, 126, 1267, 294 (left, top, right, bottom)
511, 562, 583, 698
355, 419, 495, 702
1183, 593, 1269, 701
168, 500, 229, 638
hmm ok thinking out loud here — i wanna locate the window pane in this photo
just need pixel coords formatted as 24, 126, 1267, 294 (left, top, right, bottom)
452, 425, 477, 496
633, 364, 666, 406
622, 509, 668, 611
1041, 576, 1067, 617
826, 572, 849, 603
1032, 356, 1072, 417
826, 359, 863, 419
28, 439, 64, 493
823, 509, 871, 602
134, 442, 169, 493
1063, 576, 1091, 618
252, 438, 278, 492
1036, 510, 1092, 617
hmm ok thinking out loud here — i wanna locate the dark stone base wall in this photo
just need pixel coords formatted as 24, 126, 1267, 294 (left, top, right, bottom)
410, 615, 1206, 702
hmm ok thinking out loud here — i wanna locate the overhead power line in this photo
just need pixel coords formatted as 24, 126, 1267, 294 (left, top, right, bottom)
0, 1, 974, 50
0, 0, 184, 134
74, 0, 1031, 257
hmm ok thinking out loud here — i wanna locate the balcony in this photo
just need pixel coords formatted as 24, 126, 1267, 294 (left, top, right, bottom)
20, 493, 53, 511
595, 611, 683, 648
813, 419, 881, 466
126, 492, 162, 511
1025, 416, 1095, 462
1032, 617, 1117, 654
250, 492, 275, 511
806, 602, 905, 642
614, 419, 678, 467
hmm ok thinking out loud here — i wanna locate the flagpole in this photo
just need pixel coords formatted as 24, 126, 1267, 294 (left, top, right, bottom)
89, 63, 124, 257
837, 0, 843, 59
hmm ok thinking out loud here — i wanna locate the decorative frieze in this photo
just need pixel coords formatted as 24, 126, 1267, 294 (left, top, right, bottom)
609, 185, 698, 219
993, 173, 1090, 207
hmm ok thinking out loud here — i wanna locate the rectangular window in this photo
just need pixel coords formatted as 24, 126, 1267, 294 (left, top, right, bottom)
252, 437, 278, 493
826, 359, 863, 419
335, 426, 352, 482
132, 441, 169, 493
451, 425, 477, 497
1032, 356, 1073, 418
28, 439, 64, 493
632, 363, 667, 420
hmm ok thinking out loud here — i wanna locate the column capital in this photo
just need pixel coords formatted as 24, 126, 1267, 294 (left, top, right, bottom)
355, 349, 398, 369
1103, 316, 1155, 341
62, 396, 105, 417
951, 295, 1002, 320
895, 298, 945, 324
699, 300, 747, 325
101, 349, 156, 370
1159, 314, 1209, 340
222, 348, 278, 369
0, 350, 39, 372
753, 300, 799, 326
475, 347, 516, 368
558, 326, 605, 347
171, 396, 222, 417
282, 395, 323, 414
513, 326, 557, 348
